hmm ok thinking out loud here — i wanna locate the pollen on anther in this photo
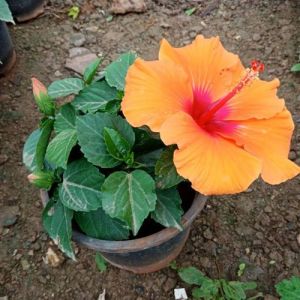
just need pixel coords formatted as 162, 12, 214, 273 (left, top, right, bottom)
251, 60, 264, 73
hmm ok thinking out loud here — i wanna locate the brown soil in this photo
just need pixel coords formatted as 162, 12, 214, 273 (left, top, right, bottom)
1, 1, 300, 299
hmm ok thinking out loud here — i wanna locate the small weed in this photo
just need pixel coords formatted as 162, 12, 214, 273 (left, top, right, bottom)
237, 263, 246, 277
185, 7, 197, 16
177, 266, 262, 299
95, 253, 107, 273
68, 6, 80, 20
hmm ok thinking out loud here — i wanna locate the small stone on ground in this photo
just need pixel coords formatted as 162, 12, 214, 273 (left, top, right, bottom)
0, 206, 20, 228
65, 48, 98, 75
110, 0, 146, 14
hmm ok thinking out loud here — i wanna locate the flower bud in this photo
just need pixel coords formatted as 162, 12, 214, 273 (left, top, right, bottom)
32, 77, 55, 116
28, 170, 54, 190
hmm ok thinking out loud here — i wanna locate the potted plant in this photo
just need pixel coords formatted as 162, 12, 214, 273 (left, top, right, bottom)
0, 0, 15, 75
23, 36, 299, 273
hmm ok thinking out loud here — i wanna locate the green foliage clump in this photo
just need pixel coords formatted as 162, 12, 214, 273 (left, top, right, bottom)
177, 266, 262, 300
23, 53, 185, 259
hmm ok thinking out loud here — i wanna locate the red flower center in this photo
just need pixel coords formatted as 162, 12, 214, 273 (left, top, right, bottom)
190, 60, 264, 134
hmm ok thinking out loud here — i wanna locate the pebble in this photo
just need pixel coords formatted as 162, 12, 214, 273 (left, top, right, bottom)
86, 26, 98, 33
163, 278, 177, 292
270, 251, 283, 263
43, 247, 64, 267
15, 91, 21, 97
264, 205, 272, 213
70, 33, 86, 47
242, 266, 264, 281
68, 47, 91, 58
134, 285, 144, 295
0, 206, 20, 227
38, 276, 47, 284
65, 51, 98, 75
15, 254, 22, 260
54, 70, 63, 77
252, 33, 261, 41
160, 22, 171, 28
21, 259, 30, 271
33, 242, 41, 251
203, 228, 213, 240
297, 234, 300, 246
110, 0, 147, 14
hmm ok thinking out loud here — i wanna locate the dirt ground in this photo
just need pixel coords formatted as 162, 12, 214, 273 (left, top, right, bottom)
0, 0, 300, 299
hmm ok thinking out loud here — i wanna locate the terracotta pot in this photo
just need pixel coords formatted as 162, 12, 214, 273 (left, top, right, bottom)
0, 21, 16, 76
6, 0, 45, 22
40, 190, 207, 273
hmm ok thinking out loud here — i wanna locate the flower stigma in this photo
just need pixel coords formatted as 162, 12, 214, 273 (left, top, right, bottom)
197, 60, 265, 126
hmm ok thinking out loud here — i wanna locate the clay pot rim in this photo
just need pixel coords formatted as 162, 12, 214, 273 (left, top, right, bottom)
40, 190, 207, 253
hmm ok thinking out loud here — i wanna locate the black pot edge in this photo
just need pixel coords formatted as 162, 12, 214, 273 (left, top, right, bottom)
0, 21, 16, 75
40, 190, 208, 253
7, 0, 45, 23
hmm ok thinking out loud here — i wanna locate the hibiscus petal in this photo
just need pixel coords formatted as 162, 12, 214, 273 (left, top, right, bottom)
261, 155, 299, 184
224, 78, 285, 120
159, 35, 244, 101
160, 112, 261, 195
122, 58, 193, 132
218, 110, 300, 184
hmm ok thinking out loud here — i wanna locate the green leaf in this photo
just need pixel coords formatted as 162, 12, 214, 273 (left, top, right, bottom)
46, 129, 77, 169
36, 119, 54, 170
178, 267, 207, 286
155, 146, 183, 189
191, 287, 202, 299
72, 81, 117, 113
0, 0, 14, 23
133, 127, 163, 153
23, 129, 42, 172
237, 263, 246, 277
169, 261, 178, 270
185, 7, 196, 16
191, 279, 219, 299
54, 103, 76, 134
134, 148, 163, 174
59, 159, 105, 211
104, 100, 121, 114
222, 280, 246, 300
276, 276, 300, 300
76, 113, 135, 168
103, 127, 133, 164
102, 170, 157, 235
42, 195, 75, 259
75, 207, 129, 240
84, 58, 102, 84
68, 5, 80, 20
291, 63, 300, 72
105, 52, 137, 90
48, 78, 84, 98
225, 281, 257, 299
238, 281, 257, 291
106, 15, 113, 22
95, 253, 107, 273
151, 188, 183, 230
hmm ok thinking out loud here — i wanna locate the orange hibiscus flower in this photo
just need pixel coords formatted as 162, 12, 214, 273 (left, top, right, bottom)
122, 36, 299, 195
